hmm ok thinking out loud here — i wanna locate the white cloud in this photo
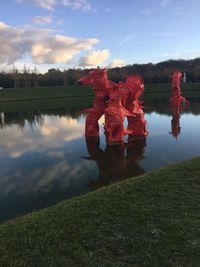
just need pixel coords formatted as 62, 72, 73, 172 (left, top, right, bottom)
79, 49, 110, 67
0, 21, 8, 29
16, 0, 94, 12
109, 59, 126, 68
16, 0, 57, 11
0, 21, 98, 65
32, 15, 53, 25
62, 0, 94, 12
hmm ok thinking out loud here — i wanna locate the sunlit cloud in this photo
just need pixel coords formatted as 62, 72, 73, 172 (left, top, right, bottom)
0, 21, 98, 65
109, 59, 126, 68
79, 49, 110, 67
31, 35, 98, 64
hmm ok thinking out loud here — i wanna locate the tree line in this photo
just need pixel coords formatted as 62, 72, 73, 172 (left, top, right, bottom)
1, 58, 200, 88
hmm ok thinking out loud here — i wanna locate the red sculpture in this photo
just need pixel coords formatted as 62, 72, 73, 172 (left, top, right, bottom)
78, 69, 147, 145
169, 71, 190, 138
78, 69, 109, 137
103, 80, 134, 144
123, 75, 148, 137
170, 71, 190, 108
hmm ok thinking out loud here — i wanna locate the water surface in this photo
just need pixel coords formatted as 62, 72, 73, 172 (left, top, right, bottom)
0, 96, 200, 223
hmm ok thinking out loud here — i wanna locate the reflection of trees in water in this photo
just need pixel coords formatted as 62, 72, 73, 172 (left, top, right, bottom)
0, 105, 90, 129
84, 136, 146, 190
0, 111, 44, 129
188, 99, 200, 115
0, 97, 199, 129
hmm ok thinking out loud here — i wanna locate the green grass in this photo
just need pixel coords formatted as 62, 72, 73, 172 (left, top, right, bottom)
0, 83, 199, 103
0, 85, 93, 102
0, 157, 199, 267
142, 83, 200, 100
145, 82, 200, 92
0, 96, 94, 113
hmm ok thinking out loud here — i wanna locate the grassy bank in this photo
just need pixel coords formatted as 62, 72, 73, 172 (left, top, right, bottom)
0, 157, 199, 267
0, 85, 93, 103
0, 95, 93, 113
0, 83, 199, 103
145, 82, 200, 92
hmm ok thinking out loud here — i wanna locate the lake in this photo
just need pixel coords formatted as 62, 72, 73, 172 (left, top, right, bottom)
0, 95, 200, 223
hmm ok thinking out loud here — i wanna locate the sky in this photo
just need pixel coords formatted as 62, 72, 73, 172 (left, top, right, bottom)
0, 0, 200, 73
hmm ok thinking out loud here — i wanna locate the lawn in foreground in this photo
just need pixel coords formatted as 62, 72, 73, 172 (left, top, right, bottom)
0, 157, 199, 267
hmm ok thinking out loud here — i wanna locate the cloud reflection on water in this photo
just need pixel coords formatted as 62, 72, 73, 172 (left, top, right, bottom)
0, 116, 85, 159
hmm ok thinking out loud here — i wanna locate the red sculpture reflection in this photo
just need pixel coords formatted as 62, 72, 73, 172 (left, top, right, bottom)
78, 69, 148, 145
170, 71, 190, 138
84, 136, 146, 189
170, 102, 190, 138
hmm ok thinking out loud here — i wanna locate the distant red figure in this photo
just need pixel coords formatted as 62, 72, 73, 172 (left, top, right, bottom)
169, 71, 190, 138
170, 71, 190, 108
